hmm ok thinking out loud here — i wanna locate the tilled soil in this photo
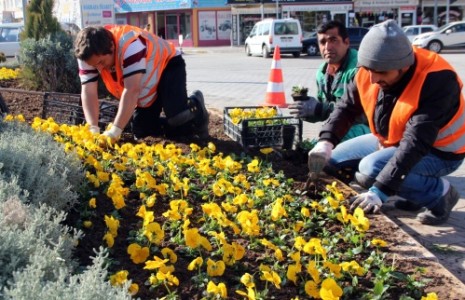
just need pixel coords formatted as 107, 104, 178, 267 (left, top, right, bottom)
1, 84, 465, 299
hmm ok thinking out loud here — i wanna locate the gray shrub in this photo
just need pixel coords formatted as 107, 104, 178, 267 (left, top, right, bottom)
0, 120, 84, 211
3, 248, 134, 300
0, 202, 82, 289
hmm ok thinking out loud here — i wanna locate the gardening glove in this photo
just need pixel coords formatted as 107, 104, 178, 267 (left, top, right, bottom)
349, 186, 388, 214
288, 97, 319, 118
98, 125, 122, 148
307, 140, 333, 180
89, 125, 101, 134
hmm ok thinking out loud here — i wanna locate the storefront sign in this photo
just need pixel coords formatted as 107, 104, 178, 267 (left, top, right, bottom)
354, 0, 418, 7
227, 0, 349, 3
421, 0, 465, 6
81, 0, 115, 27
284, 3, 353, 12
114, 0, 192, 13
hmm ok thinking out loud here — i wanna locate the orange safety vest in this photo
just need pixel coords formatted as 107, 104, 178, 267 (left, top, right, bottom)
356, 47, 465, 154
100, 24, 176, 107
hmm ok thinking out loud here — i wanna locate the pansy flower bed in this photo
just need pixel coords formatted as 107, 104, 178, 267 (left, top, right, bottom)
2, 113, 441, 300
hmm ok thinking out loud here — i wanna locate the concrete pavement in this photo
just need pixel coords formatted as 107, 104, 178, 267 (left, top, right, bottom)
181, 46, 465, 283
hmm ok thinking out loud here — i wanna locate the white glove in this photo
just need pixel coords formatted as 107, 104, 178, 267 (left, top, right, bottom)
307, 141, 333, 178
89, 125, 100, 134
289, 97, 319, 118
102, 125, 123, 141
349, 188, 384, 214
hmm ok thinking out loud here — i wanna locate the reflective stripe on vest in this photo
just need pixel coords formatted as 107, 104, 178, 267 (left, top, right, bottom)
101, 25, 176, 107
356, 47, 465, 154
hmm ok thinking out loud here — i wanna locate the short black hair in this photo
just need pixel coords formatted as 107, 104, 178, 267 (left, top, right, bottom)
316, 20, 349, 40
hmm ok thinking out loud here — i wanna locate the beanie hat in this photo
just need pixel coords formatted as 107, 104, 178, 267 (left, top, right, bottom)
358, 20, 414, 71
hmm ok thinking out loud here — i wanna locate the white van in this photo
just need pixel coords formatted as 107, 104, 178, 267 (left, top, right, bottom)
0, 23, 24, 57
245, 18, 302, 58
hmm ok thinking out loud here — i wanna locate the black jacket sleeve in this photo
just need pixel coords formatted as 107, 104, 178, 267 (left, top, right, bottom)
373, 70, 462, 194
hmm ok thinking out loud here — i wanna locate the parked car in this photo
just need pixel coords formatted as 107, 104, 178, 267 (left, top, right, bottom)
0, 23, 24, 57
245, 18, 302, 58
402, 25, 437, 42
412, 21, 465, 53
302, 27, 369, 56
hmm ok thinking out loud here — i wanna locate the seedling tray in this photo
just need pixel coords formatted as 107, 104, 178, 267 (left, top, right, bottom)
224, 106, 302, 149
42, 92, 119, 131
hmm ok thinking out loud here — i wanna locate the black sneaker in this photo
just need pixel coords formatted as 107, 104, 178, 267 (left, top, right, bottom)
394, 200, 423, 212
417, 185, 460, 225
190, 90, 209, 138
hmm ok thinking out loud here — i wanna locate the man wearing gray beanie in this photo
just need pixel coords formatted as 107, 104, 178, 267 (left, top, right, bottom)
307, 20, 465, 225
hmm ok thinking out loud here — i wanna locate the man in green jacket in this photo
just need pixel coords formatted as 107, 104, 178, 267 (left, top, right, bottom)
289, 20, 369, 142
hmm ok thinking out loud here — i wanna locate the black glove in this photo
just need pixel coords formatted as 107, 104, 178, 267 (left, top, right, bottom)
289, 97, 318, 118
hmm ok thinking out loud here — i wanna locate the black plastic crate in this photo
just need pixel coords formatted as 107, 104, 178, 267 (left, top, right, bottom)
224, 106, 302, 149
42, 92, 119, 131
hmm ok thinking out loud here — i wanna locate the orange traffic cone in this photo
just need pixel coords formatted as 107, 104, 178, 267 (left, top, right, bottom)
262, 46, 287, 108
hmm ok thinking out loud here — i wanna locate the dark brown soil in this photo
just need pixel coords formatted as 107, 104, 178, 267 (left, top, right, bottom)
1, 83, 464, 299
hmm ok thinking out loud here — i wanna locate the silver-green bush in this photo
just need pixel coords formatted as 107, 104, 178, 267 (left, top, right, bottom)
0, 201, 82, 289
3, 248, 133, 300
0, 120, 83, 211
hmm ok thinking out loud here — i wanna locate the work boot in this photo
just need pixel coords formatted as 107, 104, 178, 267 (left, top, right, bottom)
416, 185, 460, 225
394, 200, 423, 212
189, 90, 209, 139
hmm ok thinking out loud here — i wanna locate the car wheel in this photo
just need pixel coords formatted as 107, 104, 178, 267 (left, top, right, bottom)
245, 45, 252, 56
427, 40, 442, 53
262, 45, 270, 58
306, 43, 319, 56
292, 52, 300, 58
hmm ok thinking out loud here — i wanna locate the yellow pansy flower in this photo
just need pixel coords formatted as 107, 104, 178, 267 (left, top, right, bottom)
187, 257, 204, 271
206, 281, 227, 298
320, 277, 343, 300
371, 238, 388, 247
207, 258, 226, 276
421, 292, 438, 300
127, 243, 150, 264
88, 197, 96, 208
109, 270, 128, 286
161, 247, 177, 263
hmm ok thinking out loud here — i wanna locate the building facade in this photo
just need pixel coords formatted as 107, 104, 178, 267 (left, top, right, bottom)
1, 0, 464, 47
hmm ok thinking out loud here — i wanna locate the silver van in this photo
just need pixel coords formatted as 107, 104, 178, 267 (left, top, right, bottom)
0, 23, 24, 57
245, 18, 302, 58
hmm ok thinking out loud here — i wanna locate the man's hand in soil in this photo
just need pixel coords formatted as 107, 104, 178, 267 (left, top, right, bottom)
349, 186, 388, 214
98, 125, 122, 148
307, 140, 333, 178
89, 125, 101, 134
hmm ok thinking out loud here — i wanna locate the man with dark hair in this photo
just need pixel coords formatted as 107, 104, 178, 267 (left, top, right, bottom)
74, 25, 208, 141
308, 20, 464, 225
289, 20, 369, 142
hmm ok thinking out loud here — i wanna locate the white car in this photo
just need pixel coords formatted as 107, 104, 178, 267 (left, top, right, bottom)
412, 21, 465, 53
402, 25, 437, 42
245, 18, 302, 58
0, 23, 24, 57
